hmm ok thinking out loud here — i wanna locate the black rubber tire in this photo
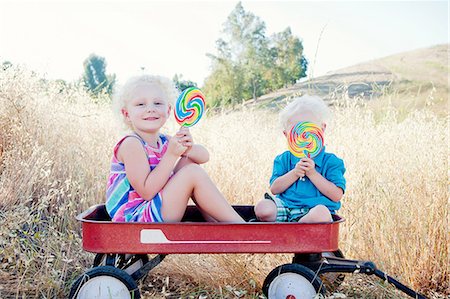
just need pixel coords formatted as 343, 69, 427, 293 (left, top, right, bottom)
320, 249, 346, 292
69, 266, 140, 299
263, 263, 326, 298
93, 253, 149, 276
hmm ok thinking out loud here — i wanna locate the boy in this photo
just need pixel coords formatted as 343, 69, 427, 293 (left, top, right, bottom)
254, 95, 346, 223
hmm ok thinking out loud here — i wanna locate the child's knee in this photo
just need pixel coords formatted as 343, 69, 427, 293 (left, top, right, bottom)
308, 205, 332, 222
174, 157, 198, 173
312, 204, 330, 213
255, 200, 277, 221
178, 163, 206, 178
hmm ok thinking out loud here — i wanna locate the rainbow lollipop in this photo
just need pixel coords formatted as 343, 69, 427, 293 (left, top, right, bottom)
174, 87, 205, 127
288, 121, 324, 158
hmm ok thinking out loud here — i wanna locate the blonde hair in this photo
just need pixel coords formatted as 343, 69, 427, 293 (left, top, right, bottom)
113, 74, 179, 128
279, 95, 331, 130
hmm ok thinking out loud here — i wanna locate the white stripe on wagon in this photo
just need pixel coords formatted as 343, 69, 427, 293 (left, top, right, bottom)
140, 229, 271, 244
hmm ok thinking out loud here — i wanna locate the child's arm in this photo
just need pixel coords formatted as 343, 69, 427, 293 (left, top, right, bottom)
182, 144, 209, 164
270, 162, 305, 194
176, 127, 209, 164
117, 136, 186, 200
299, 158, 344, 202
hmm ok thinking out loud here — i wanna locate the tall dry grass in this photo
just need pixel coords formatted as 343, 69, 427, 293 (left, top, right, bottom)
0, 67, 448, 298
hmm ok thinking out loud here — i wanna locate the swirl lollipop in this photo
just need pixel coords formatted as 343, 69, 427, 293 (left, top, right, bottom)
288, 121, 324, 158
174, 87, 205, 127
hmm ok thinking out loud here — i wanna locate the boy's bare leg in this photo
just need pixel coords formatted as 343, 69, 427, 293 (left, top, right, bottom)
298, 205, 332, 223
254, 199, 277, 222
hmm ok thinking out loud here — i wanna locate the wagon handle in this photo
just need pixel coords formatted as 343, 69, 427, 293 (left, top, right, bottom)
306, 256, 428, 299
372, 267, 427, 299
354, 261, 427, 299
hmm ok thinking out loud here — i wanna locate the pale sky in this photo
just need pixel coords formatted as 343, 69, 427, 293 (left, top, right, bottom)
0, 0, 448, 86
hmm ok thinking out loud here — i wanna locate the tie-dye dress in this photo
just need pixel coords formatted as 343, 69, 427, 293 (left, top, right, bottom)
105, 133, 169, 222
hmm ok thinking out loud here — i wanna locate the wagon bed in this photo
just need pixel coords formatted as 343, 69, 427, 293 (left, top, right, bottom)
78, 204, 343, 254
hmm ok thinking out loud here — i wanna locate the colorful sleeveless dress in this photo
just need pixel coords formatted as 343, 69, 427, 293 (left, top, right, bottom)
105, 133, 169, 222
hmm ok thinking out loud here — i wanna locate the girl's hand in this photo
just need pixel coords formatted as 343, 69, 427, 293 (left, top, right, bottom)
167, 135, 187, 157
299, 157, 316, 176
176, 127, 193, 155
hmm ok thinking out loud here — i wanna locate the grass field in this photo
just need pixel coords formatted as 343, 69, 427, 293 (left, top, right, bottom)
0, 68, 448, 298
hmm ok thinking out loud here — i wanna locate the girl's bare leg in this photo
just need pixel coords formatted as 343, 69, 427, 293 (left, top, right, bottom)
173, 156, 193, 173
161, 164, 244, 223
173, 158, 218, 222
190, 196, 218, 222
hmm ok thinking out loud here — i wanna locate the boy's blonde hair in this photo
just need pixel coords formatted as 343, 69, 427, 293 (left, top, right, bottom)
113, 74, 179, 128
279, 95, 331, 130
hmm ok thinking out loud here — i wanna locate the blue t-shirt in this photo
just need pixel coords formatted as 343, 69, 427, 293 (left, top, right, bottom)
270, 148, 346, 212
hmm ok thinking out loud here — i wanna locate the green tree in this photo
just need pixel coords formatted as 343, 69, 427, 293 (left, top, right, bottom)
271, 27, 308, 88
82, 54, 115, 96
172, 74, 197, 91
204, 2, 307, 107
204, 2, 270, 105
204, 55, 245, 107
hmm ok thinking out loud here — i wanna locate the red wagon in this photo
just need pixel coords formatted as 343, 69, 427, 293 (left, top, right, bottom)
70, 204, 426, 299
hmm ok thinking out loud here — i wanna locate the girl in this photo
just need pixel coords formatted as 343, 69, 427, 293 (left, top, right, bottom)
106, 75, 244, 223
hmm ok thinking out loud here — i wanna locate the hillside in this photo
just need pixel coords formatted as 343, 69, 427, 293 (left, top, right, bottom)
252, 44, 449, 111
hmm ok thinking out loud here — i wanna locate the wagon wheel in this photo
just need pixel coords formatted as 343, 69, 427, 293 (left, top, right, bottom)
69, 266, 140, 299
93, 253, 149, 277
263, 263, 326, 299
320, 249, 346, 292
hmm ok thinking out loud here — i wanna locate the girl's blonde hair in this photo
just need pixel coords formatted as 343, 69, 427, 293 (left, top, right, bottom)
113, 74, 179, 128
279, 95, 331, 130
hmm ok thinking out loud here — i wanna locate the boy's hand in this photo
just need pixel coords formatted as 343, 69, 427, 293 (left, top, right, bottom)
293, 162, 306, 178
176, 127, 193, 155
299, 157, 317, 176
167, 135, 187, 157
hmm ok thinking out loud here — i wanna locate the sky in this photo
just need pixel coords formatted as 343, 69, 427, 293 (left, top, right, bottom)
0, 1, 448, 86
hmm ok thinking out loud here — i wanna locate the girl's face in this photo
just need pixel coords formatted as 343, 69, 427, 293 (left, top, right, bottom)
122, 83, 171, 134
283, 111, 326, 137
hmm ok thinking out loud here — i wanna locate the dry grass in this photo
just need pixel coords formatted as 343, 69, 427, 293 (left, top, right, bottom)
0, 67, 448, 298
